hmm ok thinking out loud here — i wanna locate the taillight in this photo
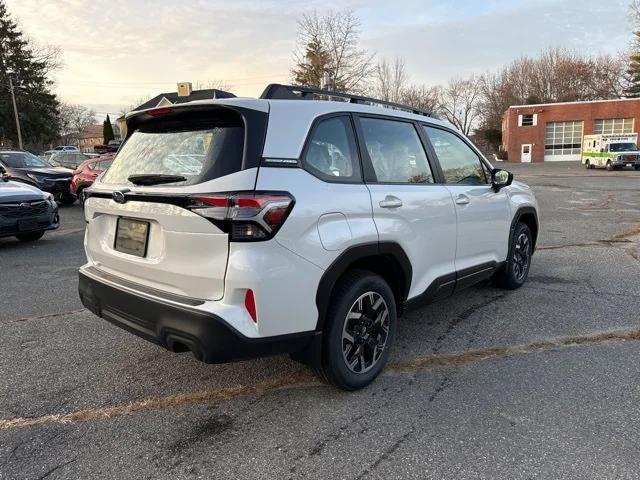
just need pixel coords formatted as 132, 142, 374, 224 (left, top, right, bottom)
189, 192, 294, 241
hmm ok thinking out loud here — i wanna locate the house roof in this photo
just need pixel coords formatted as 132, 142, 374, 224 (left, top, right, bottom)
134, 89, 236, 111
507, 97, 640, 110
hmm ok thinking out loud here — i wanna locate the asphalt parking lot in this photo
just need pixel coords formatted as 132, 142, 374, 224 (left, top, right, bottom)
1, 161, 640, 479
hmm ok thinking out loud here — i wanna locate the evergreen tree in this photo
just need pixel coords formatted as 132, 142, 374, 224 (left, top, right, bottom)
292, 36, 331, 88
0, 0, 60, 147
626, 32, 640, 98
102, 114, 114, 143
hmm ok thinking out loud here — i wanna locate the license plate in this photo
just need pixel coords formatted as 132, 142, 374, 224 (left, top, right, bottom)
627, 164, 633, 167
114, 218, 149, 257
18, 218, 38, 231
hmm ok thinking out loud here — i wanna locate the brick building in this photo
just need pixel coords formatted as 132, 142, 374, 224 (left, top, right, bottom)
501, 98, 640, 162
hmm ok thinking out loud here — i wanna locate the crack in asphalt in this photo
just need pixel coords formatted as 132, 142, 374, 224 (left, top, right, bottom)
431, 293, 508, 354
354, 430, 413, 480
538, 225, 640, 252
3, 328, 640, 431
2, 309, 85, 324
37, 456, 78, 479
523, 284, 640, 300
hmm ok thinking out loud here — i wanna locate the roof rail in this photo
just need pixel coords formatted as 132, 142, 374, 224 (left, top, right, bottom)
259, 84, 437, 119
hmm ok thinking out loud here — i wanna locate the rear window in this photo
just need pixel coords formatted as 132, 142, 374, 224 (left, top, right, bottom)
102, 112, 244, 186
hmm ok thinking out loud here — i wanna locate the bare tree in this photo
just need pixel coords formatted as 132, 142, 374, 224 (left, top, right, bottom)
438, 76, 482, 135
372, 57, 408, 102
120, 95, 154, 117
193, 79, 234, 92
400, 84, 441, 113
58, 103, 96, 144
293, 10, 375, 92
477, 47, 628, 131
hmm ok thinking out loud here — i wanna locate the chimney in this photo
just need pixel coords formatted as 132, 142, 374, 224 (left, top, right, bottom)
177, 82, 193, 97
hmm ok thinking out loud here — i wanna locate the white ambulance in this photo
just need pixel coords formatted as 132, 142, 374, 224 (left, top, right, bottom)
581, 133, 640, 171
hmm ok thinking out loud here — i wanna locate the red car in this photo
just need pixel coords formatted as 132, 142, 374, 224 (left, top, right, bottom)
71, 155, 114, 205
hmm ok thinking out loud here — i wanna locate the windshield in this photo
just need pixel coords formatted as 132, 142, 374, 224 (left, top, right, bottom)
102, 115, 244, 186
610, 142, 638, 152
0, 152, 51, 168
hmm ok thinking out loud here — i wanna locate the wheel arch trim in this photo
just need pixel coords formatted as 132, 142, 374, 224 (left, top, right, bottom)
314, 241, 412, 332
510, 206, 539, 253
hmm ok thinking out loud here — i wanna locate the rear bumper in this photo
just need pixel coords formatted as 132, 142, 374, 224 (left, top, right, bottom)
78, 269, 316, 363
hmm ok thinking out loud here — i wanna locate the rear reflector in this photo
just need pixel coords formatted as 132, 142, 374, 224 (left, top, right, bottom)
245, 290, 257, 323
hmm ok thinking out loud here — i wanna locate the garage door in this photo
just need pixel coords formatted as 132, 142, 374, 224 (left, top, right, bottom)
544, 121, 583, 161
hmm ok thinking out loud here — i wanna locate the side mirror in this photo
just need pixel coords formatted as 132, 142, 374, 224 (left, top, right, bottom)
0, 166, 8, 182
491, 168, 513, 192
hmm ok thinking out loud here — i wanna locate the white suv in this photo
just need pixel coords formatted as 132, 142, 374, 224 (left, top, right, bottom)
79, 84, 538, 390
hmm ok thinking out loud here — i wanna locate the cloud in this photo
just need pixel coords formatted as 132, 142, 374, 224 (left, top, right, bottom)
5, 0, 632, 110
363, 0, 631, 84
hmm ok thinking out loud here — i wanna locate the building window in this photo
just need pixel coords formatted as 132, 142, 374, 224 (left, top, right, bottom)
518, 113, 537, 127
544, 121, 583, 156
521, 114, 534, 126
593, 118, 634, 135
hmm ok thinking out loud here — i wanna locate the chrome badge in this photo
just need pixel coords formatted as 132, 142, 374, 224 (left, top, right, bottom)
112, 191, 126, 204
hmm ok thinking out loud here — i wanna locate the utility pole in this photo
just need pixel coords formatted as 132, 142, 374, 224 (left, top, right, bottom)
8, 75, 23, 150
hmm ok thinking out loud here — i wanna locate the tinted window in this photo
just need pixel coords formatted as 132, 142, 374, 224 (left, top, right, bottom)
102, 112, 244, 186
423, 127, 487, 185
97, 160, 113, 171
303, 116, 360, 182
0, 152, 50, 168
360, 118, 433, 184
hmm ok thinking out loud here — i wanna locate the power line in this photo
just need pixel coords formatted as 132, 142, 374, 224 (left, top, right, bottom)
53, 74, 289, 88
54, 80, 289, 90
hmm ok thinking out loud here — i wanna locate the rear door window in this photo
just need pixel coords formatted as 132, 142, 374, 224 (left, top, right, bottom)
102, 111, 245, 186
359, 117, 434, 184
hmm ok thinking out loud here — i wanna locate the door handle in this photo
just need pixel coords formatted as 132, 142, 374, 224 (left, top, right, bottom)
455, 194, 470, 205
379, 195, 403, 209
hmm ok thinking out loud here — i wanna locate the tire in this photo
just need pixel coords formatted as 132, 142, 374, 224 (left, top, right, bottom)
606, 160, 613, 171
634, 166, 640, 171
16, 231, 44, 242
77, 188, 86, 207
313, 270, 397, 390
492, 222, 533, 290
584, 160, 590, 169
60, 194, 76, 205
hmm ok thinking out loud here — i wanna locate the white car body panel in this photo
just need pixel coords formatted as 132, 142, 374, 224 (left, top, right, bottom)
446, 184, 511, 271
367, 184, 458, 299
84, 197, 229, 300
255, 167, 378, 270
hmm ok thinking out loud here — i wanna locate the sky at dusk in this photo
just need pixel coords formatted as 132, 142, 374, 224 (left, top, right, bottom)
5, 0, 633, 120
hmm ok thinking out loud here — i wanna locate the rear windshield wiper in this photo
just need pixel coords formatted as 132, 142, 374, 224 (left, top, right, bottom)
127, 174, 187, 186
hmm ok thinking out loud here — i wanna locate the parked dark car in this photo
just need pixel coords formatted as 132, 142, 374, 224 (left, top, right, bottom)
0, 150, 76, 204
94, 140, 121, 155
0, 177, 59, 242
71, 155, 113, 206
